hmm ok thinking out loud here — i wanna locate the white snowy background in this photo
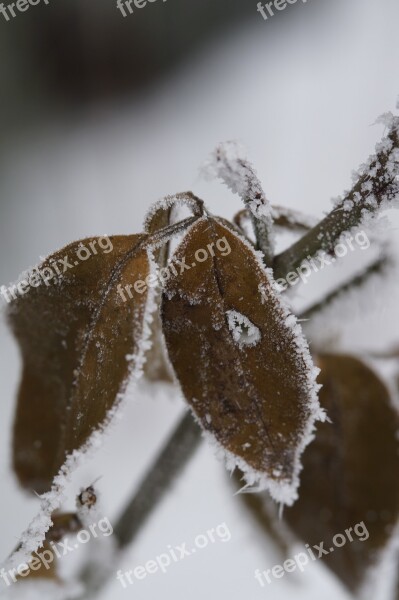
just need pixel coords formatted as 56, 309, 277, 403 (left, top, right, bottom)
0, 0, 399, 598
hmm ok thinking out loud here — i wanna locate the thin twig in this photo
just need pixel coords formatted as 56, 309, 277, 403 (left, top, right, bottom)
299, 255, 389, 321
114, 412, 202, 549
75, 412, 202, 599
210, 142, 275, 264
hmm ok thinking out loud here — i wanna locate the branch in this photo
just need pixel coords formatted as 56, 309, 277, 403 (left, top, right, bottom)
299, 255, 390, 321
273, 116, 399, 280
207, 142, 275, 264
113, 412, 202, 549
75, 411, 202, 599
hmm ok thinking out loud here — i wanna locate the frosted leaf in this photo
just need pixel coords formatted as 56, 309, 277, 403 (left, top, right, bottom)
4, 234, 157, 569
8, 234, 154, 494
162, 216, 324, 506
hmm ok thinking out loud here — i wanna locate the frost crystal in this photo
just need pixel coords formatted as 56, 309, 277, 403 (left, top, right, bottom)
226, 310, 261, 348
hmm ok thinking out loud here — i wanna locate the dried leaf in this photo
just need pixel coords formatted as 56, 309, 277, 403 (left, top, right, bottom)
9, 234, 152, 494
285, 354, 399, 591
161, 216, 323, 505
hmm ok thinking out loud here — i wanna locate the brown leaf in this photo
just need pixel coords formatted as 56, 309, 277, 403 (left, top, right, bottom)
285, 354, 399, 591
161, 216, 323, 505
9, 234, 152, 493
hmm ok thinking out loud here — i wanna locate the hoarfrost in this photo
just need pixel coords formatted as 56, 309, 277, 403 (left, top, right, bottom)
226, 310, 261, 348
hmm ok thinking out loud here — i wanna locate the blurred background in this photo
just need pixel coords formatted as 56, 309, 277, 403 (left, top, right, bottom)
1, 0, 399, 598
